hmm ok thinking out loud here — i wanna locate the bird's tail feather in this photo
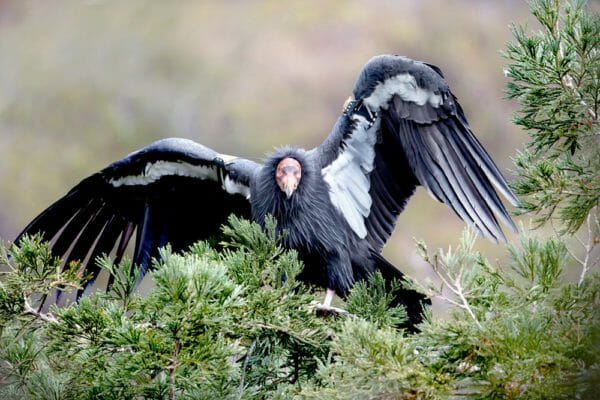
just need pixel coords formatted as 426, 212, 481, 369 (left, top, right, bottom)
370, 251, 430, 331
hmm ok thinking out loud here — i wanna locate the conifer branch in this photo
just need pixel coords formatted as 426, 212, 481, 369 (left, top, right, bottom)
23, 296, 57, 324
238, 339, 257, 395
427, 256, 483, 329
553, 6, 598, 121
415, 233, 483, 329
579, 207, 599, 285
168, 338, 181, 400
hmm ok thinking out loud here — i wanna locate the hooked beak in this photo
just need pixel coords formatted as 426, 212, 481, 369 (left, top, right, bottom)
285, 187, 294, 198
281, 175, 299, 198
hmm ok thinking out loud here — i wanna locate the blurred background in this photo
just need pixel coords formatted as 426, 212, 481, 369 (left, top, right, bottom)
0, 1, 535, 300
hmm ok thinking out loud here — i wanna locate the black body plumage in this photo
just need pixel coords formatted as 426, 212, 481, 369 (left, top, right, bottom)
251, 147, 429, 327
15, 55, 519, 330
252, 148, 358, 295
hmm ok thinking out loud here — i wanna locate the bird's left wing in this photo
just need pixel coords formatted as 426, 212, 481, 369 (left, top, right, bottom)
16, 137, 259, 288
313, 55, 518, 251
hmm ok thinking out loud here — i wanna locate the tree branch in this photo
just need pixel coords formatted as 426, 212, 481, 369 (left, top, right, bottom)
554, 10, 598, 121
238, 339, 257, 396
168, 338, 181, 400
579, 207, 599, 285
23, 296, 58, 323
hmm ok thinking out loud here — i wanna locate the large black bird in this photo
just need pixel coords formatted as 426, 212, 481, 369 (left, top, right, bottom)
16, 55, 518, 328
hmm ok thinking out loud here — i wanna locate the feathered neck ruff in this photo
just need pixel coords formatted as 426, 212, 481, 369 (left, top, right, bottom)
252, 147, 315, 222
251, 147, 346, 250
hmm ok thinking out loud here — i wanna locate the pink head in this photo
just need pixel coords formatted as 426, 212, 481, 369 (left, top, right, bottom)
275, 157, 302, 198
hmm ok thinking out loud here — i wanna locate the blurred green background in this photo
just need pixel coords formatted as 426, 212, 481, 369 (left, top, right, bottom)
0, 1, 532, 290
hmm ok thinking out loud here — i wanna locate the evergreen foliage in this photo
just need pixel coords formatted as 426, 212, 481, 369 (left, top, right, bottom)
0, 1, 598, 398
504, 0, 599, 234
1, 221, 598, 399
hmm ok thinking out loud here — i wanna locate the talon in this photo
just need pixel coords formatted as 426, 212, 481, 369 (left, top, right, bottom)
312, 288, 350, 316
313, 303, 351, 317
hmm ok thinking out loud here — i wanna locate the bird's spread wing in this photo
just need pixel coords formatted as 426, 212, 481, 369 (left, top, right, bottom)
314, 55, 518, 250
16, 137, 259, 288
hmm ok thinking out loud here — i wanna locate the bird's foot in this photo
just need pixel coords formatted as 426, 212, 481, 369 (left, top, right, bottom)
311, 289, 352, 317
311, 302, 351, 317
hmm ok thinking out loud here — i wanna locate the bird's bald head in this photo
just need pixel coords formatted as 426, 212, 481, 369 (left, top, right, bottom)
275, 157, 302, 198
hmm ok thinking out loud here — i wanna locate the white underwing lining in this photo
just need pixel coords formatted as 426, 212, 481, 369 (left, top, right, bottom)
109, 160, 251, 199
223, 175, 251, 199
109, 160, 218, 187
324, 72, 442, 237
322, 115, 378, 238
363, 72, 442, 111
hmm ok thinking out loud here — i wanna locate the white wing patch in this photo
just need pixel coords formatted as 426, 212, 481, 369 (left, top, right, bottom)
364, 73, 442, 111
322, 115, 379, 238
223, 175, 251, 199
323, 72, 442, 238
217, 153, 252, 199
109, 160, 218, 187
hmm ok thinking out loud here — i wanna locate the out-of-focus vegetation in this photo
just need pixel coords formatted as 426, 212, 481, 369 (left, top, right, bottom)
0, 1, 530, 283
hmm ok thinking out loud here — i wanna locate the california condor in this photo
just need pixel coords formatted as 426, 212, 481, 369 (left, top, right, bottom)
16, 55, 518, 329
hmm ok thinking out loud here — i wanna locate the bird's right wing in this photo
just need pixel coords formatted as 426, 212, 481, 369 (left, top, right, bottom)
16, 138, 260, 287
